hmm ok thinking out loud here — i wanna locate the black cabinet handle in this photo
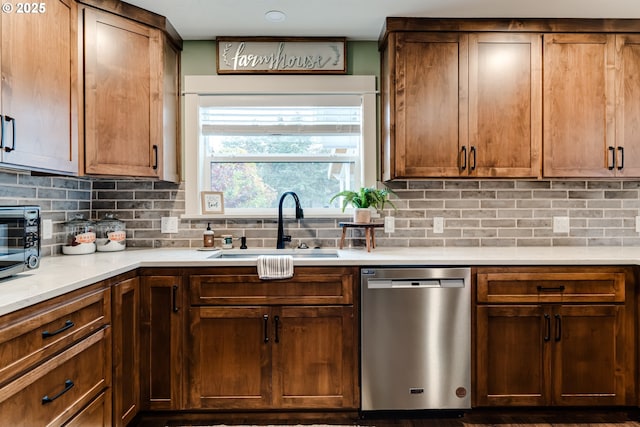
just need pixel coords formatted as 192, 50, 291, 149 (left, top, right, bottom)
618, 147, 624, 170
263, 314, 269, 343
3, 115, 15, 153
469, 146, 476, 171
460, 146, 467, 171
274, 315, 280, 343
537, 285, 565, 292
554, 314, 562, 342
152, 145, 159, 170
608, 146, 615, 170
0, 114, 4, 151
543, 314, 551, 342
171, 285, 179, 313
42, 320, 74, 339
42, 379, 74, 404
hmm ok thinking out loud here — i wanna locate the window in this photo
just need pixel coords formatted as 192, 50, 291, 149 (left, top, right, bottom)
183, 75, 377, 217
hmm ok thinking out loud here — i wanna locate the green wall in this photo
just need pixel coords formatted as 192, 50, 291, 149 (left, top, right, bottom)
180, 40, 380, 78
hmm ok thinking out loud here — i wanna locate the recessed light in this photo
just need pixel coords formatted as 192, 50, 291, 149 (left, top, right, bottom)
265, 10, 286, 23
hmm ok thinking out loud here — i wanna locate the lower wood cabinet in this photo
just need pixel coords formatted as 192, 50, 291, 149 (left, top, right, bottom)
65, 389, 112, 427
185, 267, 359, 411
139, 271, 184, 410
474, 266, 635, 407
112, 276, 140, 426
0, 283, 111, 426
0, 328, 111, 426
187, 304, 356, 410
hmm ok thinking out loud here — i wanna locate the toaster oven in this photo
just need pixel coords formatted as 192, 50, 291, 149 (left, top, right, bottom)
0, 205, 40, 279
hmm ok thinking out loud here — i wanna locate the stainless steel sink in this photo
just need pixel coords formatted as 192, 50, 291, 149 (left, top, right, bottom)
207, 248, 339, 259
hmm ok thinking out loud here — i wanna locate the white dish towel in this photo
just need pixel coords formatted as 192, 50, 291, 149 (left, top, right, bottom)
257, 255, 294, 280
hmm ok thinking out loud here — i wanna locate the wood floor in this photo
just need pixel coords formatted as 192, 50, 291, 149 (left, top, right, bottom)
133, 408, 640, 427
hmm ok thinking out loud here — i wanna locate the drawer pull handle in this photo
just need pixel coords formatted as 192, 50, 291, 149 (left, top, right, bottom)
42, 320, 74, 338
42, 379, 74, 404
537, 285, 565, 292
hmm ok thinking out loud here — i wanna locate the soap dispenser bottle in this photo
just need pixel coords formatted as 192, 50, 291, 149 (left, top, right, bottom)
203, 223, 215, 248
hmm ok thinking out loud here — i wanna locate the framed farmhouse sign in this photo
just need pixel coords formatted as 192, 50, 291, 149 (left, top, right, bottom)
216, 37, 346, 74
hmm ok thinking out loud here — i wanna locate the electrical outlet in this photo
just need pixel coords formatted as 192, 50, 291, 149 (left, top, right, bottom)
553, 216, 570, 233
161, 216, 179, 233
42, 219, 53, 239
384, 216, 395, 233
636, 216, 640, 233
433, 217, 444, 234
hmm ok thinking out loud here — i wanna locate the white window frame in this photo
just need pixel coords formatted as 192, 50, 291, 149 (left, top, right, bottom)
182, 75, 377, 219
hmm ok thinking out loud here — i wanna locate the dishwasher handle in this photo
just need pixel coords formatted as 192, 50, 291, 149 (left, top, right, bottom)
367, 278, 465, 289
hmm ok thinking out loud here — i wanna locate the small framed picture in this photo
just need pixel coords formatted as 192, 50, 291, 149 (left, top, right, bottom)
201, 191, 224, 214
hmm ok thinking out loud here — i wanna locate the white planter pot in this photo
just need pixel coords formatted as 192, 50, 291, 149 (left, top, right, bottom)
353, 208, 372, 223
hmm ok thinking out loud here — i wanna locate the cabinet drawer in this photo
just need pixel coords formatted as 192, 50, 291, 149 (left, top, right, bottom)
0, 328, 109, 427
476, 268, 626, 303
190, 267, 356, 305
0, 287, 109, 386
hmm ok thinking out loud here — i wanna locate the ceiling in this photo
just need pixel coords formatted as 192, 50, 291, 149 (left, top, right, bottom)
124, 0, 640, 41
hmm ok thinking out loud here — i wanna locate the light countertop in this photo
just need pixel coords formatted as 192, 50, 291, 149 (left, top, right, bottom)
2, 246, 640, 317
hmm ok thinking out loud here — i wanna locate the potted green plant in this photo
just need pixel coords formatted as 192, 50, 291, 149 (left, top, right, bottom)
329, 186, 396, 223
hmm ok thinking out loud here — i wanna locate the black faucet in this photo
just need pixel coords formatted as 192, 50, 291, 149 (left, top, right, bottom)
276, 191, 304, 249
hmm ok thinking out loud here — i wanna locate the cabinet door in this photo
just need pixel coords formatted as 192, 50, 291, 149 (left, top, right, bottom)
552, 304, 626, 405
469, 33, 542, 178
0, 0, 78, 173
112, 277, 139, 427
615, 34, 640, 177
272, 305, 357, 409
140, 275, 183, 410
393, 32, 468, 177
475, 305, 549, 406
543, 34, 616, 177
186, 306, 271, 409
83, 7, 162, 177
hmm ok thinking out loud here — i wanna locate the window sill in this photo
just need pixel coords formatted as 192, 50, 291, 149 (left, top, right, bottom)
180, 211, 358, 221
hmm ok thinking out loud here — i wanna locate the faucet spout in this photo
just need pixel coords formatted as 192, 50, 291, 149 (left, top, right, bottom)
277, 191, 304, 249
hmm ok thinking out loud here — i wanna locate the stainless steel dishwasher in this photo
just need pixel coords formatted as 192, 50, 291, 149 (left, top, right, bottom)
360, 267, 471, 411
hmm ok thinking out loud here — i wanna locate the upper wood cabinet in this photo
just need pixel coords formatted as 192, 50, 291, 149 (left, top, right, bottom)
0, 0, 78, 174
615, 34, 640, 177
543, 33, 640, 178
543, 34, 616, 177
80, 5, 180, 182
380, 29, 541, 179
469, 33, 542, 178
